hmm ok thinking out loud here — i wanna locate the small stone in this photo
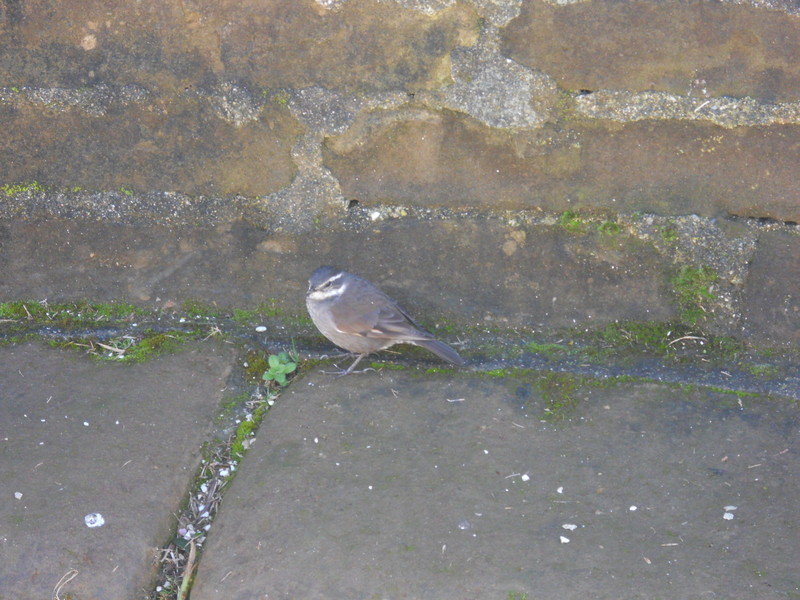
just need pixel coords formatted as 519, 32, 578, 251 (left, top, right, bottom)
84, 513, 105, 528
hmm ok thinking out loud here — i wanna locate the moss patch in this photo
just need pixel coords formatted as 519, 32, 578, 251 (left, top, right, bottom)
671, 265, 718, 325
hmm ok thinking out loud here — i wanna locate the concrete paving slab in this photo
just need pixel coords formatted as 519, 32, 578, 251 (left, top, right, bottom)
192, 368, 800, 600
0, 341, 236, 600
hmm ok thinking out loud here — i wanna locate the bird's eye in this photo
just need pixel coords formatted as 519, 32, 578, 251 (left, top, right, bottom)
321, 281, 331, 289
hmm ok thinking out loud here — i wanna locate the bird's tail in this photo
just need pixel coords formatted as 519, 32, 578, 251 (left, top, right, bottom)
415, 339, 465, 366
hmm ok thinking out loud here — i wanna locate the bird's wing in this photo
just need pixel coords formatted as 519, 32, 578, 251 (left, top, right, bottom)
329, 296, 432, 342
369, 305, 434, 342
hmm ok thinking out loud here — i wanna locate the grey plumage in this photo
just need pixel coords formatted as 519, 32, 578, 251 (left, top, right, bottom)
306, 266, 464, 374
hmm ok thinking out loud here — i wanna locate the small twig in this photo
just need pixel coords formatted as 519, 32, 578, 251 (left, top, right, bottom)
52, 569, 79, 600
694, 100, 711, 112
203, 325, 223, 341
667, 335, 707, 347
177, 540, 196, 600
95, 342, 127, 354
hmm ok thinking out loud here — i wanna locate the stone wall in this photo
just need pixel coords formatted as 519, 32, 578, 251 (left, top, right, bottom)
1, 0, 798, 345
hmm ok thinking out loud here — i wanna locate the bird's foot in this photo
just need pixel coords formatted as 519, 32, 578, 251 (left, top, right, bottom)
321, 353, 373, 377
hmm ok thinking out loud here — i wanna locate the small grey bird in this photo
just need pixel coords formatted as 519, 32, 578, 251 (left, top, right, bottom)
306, 266, 465, 375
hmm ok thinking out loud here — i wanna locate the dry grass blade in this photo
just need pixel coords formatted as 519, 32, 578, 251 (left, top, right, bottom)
178, 540, 196, 600
95, 341, 128, 354
52, 569, 79, 600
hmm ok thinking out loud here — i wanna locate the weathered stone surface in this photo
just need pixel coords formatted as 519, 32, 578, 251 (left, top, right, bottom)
503, 0, 800, 102
187, 0, 478, 92
0, 1, 222, 89
325, 111, 800, 222
0, 216, 675, 329
191, 369, 800, 599
740, 230, 800, 346
0, 0, 477, 92
0, 94, 300, 196
0, 342, 235, 600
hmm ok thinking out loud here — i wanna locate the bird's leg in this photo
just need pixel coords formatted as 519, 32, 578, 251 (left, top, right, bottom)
322, 352, 376, 377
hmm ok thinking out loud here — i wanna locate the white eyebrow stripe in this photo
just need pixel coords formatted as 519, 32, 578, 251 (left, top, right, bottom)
310, 280, 347, 301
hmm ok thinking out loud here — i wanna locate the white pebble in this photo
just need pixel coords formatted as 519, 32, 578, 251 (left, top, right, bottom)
14, 492, 22, 500
255, 326, 267, 333
724, 505, 737, 511
723, 512, 735, 520
520, 474, 530, 482
562, 523, 577, 531
84, 513, 105, 528
556, 486, 564, 494
560, 536, 570, 544
629, 505, 637, 511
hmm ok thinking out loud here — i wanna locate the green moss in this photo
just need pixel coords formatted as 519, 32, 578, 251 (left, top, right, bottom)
243, 350, 272, 383
535, 372, 584, 422
597, 220, 620, 235
124, 331, 187, 362
525, 341, 572, 360
270, 90, 291, 105
232, 308, 259, 324
230, 417, 257, 457
230, 399, 272, 457
743, 363, 780, 379
483, 368, 512, 378
118, 185, 134, 196
181, 300, 223, 319
658, 225, 679, 242
423, 366, 460, 374
595, 321, 674, 353
49, 329, 197, 363
219, 393, 249, 417
0, 181, 44, 197
369, 361, 407, 371
0, 300, 49, 320
559, 210, 587, 234
284, 314, 314, 328
431, 318, 459, 335
0, 300, 146, 329
257, 299, 284, 317
671, 265, 718, 325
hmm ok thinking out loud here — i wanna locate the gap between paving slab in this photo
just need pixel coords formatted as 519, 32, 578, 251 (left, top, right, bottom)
0, 341, 237, 600
190, 367, 800, 600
